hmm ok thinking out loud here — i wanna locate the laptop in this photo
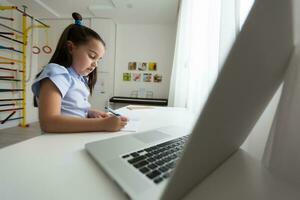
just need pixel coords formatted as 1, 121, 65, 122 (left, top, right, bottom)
85, 0, 294, 199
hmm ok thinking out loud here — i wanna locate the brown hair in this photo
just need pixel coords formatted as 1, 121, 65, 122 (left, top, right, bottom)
49, 20, 105, 94
33, 13, 105, 107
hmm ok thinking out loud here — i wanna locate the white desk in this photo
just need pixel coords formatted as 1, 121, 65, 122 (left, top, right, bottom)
0, 107, 299, 200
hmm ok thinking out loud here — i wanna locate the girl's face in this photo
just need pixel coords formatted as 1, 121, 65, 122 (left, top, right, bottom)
68, 38, 105, 76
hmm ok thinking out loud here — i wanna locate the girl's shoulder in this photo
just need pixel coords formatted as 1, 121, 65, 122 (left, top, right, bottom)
32, 63, 72, 97
42, 63, 70, 76
34, 63, 73, 86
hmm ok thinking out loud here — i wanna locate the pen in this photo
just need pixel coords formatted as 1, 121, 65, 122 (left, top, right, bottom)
105, 106, 121, 116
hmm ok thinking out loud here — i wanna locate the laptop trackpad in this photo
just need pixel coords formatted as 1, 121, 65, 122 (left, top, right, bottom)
133, 130, 171, 144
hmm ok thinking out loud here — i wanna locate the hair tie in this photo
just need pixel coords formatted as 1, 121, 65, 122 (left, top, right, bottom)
72, 12, 83, 26
75, 19, 82, 26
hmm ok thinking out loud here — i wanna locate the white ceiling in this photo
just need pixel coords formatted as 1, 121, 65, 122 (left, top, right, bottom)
7, 0, 180, 24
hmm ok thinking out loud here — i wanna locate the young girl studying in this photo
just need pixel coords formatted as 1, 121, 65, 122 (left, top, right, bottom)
32, 13, 128, 133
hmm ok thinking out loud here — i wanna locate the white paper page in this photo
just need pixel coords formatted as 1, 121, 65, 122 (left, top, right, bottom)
121, 119, 140, 132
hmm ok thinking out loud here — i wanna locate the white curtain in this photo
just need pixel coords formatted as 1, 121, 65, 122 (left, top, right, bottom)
169, 0, 254, 114
168, 0, 221, 114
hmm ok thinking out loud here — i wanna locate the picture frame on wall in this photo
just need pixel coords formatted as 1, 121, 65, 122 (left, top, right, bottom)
153, 74, 162, 82
138, 62, 147, 71
123, 73, 131, 81
132, 73, 141, 82
128, 62, 137, 70
143, 73, 152, 82
148, 62, 157, 71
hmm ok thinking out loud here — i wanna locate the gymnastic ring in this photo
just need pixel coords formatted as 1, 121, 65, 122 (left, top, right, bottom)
42, 45, 52, 54
32, 46, 40, 54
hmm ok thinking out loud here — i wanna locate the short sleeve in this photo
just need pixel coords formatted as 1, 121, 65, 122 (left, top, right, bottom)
32, 63, 71, 98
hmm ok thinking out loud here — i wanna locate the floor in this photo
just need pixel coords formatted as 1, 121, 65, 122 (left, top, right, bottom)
0, 122, 41, 149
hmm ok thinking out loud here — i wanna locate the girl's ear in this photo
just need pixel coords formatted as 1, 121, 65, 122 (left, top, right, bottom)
66, 41, 74, 54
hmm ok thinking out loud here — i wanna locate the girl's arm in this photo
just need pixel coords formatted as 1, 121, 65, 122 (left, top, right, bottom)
38, 79, 127, 133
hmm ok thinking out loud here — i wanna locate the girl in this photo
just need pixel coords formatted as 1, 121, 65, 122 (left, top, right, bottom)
32, 13, 127, 133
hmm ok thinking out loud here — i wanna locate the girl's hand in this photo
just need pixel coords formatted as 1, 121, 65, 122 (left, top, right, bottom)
107, 113, 129, 122
120, 115, 128, 122
88, 109, 109, 118
103, 116, 127, 132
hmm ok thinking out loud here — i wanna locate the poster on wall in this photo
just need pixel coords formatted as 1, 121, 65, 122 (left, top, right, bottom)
123, 73, 131, 81
132, 73, 141, 82
143, 73, 152, 82
128, 62, 137, 70
138, 62, 147, 71
153, 74, 162, 82
148, 62, 157, 71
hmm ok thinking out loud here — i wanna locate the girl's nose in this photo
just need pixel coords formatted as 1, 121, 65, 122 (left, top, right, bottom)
93, 60, 98, 67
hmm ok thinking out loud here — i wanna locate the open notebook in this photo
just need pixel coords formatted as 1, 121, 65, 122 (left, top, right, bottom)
121, 118, 140, 132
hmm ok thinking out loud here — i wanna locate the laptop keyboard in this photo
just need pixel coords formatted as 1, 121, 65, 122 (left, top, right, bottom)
121, 135, 189, 184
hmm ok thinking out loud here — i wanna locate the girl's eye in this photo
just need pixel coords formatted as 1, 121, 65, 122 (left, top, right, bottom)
89, 55, 96, 59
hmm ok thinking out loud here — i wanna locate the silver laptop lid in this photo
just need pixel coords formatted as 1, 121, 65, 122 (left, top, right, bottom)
162, 0, 294, 199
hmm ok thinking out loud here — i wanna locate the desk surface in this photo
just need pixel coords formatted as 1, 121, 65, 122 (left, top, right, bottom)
0, 106, 299, 200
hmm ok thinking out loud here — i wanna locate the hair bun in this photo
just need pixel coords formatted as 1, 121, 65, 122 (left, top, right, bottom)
72, 12, 82, 21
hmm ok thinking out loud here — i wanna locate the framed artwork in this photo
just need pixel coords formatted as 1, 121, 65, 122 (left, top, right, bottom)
148, 62, 157, 71
123, 73, 131, 81
143, 73, 152, 82
153, 74, 162, 82
128, 62, 137, 70
132, 73, 141, 82
138, 62, 147, 71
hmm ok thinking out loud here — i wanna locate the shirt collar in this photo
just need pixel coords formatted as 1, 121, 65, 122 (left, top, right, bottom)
68, 67, 89, 85
68, 67, 82, 79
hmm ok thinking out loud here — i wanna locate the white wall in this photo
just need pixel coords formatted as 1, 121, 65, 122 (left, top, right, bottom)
89, 19, 116, 109
114, 24, 176, 98
25, 27, 39, 125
